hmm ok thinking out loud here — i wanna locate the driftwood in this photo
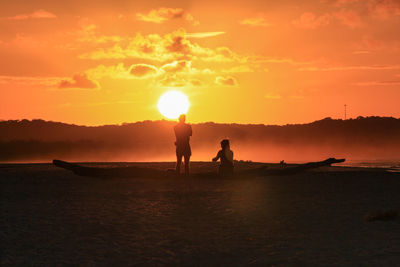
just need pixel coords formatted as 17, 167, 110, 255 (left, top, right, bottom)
53, 158, 345, 178
261, 158, 345, 175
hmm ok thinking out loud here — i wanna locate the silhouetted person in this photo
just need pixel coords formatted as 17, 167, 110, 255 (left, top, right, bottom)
174, 114, 192, 175
213, 139, 234, 177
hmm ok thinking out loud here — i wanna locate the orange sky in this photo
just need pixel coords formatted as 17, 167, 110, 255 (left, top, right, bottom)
1, 0, 400, 125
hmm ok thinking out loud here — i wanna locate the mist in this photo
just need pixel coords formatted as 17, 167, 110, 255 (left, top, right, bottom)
1, 117, 399, 163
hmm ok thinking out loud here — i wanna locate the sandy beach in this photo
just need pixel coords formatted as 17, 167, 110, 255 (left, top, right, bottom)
1, 162, 399, 266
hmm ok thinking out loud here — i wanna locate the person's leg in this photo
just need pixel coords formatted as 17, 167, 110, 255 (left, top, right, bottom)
176, 154, 182, 174
184, 155, 190, 176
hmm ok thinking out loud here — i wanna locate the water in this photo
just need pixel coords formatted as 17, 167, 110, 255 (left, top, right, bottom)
337, 160, 400, 172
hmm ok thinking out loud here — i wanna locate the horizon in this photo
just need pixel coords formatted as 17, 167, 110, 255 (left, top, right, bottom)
1, 1, 400, 125
2, 115, 400, 127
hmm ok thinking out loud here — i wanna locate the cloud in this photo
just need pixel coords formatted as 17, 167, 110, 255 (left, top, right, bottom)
79, 32, 171, 61
368, 0, 400, 19
0, 75, 62, 86
264, 93, 282, 100
158, 75, 188, 87
165, 32, 192, 54
3, 9, 57, 20
75, 21, 122, 44
86, 63, 132, 80
222, 65, 256, 73
293, 12, 331, 29
293, 10, 362, 29
56, 20, 124, 51
79, 29, 247, 63
185, 32, 225, 38
201, 46, 247, 63
182, 13, 199, 26
136, 7, 199, 25
334, 0, 360, 6
157, 75, 203, 88
298, 64, 400, 71
58, 74, 99, 89
77, 29, 262, 87
304, 0, 399, 26
161, 60, 192, 73
239, 16, 270, 27
255, 56, 313, 66
136, 7, 184, 23
129, 64, 159, 78
359, 40, 400, 55
157, 60, 210, 87
353, 35, 385, 52
355, 80, 400, 86
333, 9, 362, 28
86, 60, 213, 87
352, 50, 371, 54
215, 76, 237, 86
87, 63, 159, 80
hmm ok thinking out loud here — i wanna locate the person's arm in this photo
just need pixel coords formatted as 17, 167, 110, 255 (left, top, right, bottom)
189, 125, 192, 136
212, 151, 221, 162
173, 125, 177, 145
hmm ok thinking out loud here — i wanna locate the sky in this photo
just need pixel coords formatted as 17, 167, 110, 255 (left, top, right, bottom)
0, 0, 400, 125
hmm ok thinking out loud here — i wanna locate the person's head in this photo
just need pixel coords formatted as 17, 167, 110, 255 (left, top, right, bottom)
178, 114, 186, 123
220, 139, 230, 150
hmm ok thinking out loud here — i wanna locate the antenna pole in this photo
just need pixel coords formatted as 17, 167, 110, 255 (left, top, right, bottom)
344, 104, 347, 120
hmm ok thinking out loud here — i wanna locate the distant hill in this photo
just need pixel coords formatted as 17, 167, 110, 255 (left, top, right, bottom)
1, 117, 399, 162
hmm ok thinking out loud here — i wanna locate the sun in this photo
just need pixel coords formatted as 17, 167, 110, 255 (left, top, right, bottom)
157, 91, 190, 119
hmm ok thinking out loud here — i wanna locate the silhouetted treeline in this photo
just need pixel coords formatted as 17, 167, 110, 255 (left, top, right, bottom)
1, 117, 399, 162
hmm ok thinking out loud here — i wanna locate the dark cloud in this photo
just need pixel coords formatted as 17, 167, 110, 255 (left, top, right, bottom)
216, 76, 237, 86
166, 35, 191, 54
59, 74, 98, 89
3, 9, 57, 20
129, 64, 158, 78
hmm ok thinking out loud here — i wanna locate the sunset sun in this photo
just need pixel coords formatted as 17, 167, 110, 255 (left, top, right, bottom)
157, 91, 190, 119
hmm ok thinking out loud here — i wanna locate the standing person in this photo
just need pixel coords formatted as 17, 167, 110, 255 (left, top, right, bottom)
174, 114, 192, 175
212, 139, 234, 177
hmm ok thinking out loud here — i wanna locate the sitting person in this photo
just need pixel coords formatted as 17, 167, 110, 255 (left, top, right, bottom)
212, 139, 234, 177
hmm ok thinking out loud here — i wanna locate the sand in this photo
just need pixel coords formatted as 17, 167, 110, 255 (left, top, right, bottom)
1, 162, 399, 266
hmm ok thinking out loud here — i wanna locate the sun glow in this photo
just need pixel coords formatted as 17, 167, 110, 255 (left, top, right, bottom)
157, 91, 190, 119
